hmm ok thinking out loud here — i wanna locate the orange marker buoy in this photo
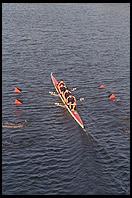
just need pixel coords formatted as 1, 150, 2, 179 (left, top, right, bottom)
99, 84, 104, 89
14, 98, 23, 105
109, 93, 115, 99
14, 88, 21, 93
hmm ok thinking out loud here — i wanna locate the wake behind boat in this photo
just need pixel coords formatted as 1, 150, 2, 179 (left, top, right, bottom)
51, 73, 84, 129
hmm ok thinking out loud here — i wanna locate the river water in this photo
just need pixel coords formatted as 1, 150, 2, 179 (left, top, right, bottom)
2, 3, 130, 195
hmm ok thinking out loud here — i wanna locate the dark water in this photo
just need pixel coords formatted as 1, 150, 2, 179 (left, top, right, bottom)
2, 3, 130, 195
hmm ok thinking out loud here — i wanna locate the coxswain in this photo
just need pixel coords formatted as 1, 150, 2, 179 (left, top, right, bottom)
67, 94, 77, 111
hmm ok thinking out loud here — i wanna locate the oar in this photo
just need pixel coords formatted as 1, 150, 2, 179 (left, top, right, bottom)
14, 98, 59, 106
14, 88, 51, 94
71, 84, 104, 91
78, 94, 117, 101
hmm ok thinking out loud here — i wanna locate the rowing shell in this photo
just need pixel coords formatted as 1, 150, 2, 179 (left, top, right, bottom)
51, 73, 84, 129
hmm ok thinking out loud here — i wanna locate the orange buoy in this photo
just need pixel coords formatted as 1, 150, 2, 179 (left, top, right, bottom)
14, 88, 21, 93
14, 98, 23, 105
99, 84, 104, 89
109, 93, 115, 99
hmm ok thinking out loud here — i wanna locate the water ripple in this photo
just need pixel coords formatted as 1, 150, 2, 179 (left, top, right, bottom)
2, 3, 130, 195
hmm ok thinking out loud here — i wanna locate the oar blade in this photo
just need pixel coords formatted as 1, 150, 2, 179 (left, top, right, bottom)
99, 84, 104, 89
14, 88, 22, 93
109, 93, 116, 99
14, 98, 23, 105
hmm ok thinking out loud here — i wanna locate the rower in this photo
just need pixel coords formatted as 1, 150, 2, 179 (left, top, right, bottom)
58, 84, 67, 95
58, 80, 66, 88
62, 88, 71, 103
57, 80, 66, 93
67, 94, 77, 111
